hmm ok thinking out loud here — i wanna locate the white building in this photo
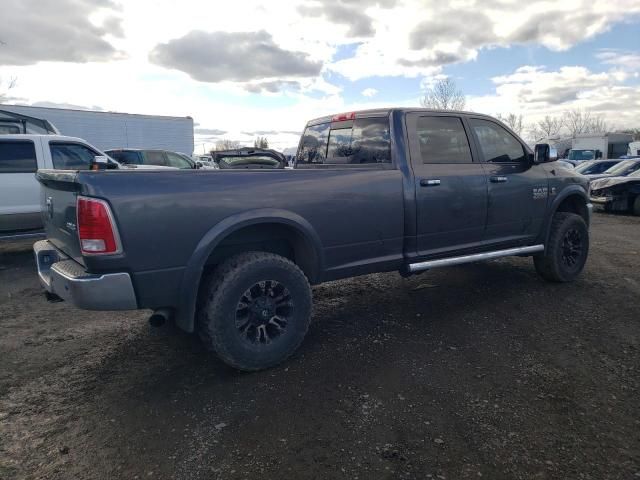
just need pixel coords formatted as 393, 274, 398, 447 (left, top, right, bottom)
0, 104, 194, 155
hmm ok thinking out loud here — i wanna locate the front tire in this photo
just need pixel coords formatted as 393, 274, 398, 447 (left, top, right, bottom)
534, 212, 589, 282
632, 196, 640, 216
197, 252, 312, 371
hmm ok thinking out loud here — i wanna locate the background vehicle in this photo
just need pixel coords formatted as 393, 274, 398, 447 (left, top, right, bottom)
105, 148, 196, 169
34, 108, 591, 371
0, 108, 59, 135
0, 135, 117, 237
590, 169, 640, 215
556, 160, 576, 169
574, 159, 621, 176
569, 133, 633, 160
211, 148, 285, 169
193, 154, 218, 169
598, 158, 640, 177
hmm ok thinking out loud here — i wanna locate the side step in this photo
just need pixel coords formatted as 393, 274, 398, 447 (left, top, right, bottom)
408, 245, 544, 273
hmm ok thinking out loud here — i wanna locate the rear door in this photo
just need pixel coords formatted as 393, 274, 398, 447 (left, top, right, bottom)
468, 118, 548, 245
406, 113, 488, 257
0, 139, 41, 232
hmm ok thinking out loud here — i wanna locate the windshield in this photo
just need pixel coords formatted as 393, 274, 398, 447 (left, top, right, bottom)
575, 160, 618, 175
604, 159, 640, 176
568, 149, 595, 160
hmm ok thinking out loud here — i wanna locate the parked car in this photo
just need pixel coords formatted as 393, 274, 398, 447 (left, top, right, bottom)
192, 154, 217, 169
34, 108, 591, 371
0, 134, 118, 237
104, 148, 197, 169
574, 159, 621, 176
211, 148, 285, 169
581, 158, 640, 181
556, 160, 576, 170
590, 169, 640, 215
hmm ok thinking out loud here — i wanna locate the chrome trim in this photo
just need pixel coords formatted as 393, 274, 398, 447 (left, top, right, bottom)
34, 239, 137, 310
1, 231, 46, 242
408, 244, 545, 273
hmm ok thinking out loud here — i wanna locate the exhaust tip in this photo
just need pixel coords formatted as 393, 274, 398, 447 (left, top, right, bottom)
149, 308, 172, 328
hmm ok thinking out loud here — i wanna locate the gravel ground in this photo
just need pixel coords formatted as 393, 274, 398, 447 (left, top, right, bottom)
1, 212, 639, 480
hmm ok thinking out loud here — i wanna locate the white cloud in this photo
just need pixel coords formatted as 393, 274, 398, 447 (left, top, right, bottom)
2, 0, 640, 151
361, 88, 378, 97
468, 65, 640, 134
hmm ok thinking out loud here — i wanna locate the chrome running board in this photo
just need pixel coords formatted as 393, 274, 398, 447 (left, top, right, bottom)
408, 244, 544, 273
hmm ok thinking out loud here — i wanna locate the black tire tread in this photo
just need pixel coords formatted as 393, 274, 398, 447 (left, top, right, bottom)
632, 196, 640, 216
197, 252, 311, 371
534, 212, 588, 283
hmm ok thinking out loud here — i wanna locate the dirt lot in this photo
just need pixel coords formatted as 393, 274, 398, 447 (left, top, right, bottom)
1, 212, 639, 480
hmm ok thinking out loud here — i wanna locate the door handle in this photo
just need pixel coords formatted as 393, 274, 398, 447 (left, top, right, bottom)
490, 176, 508, 183
420, 178, 441, 187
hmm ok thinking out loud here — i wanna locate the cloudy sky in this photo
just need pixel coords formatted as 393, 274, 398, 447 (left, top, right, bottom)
1, 0, 639, 152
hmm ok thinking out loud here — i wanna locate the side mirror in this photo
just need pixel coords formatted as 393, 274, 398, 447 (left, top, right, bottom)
91, 155, 115, 170
533, 144, 558, 164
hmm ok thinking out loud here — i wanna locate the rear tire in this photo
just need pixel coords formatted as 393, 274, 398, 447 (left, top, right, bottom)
632, 196, 640, 216
197, 252, 312, 371
534, 212, 589, 283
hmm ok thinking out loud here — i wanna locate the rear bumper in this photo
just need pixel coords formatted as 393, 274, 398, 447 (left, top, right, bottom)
34, 240, 137, 310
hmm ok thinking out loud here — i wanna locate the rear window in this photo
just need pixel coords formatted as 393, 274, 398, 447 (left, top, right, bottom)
297, 117, 391, 166
0, 140, 37, 173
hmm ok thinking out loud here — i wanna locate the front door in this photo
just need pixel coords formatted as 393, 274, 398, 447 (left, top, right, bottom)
406, 113, 488, 257
467, 118, 549, 246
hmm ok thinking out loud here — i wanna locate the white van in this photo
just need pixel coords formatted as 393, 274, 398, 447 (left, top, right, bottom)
0, 134, 117, 236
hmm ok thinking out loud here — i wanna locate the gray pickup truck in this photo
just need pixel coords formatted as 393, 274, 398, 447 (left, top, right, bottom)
34, 108, 592, 371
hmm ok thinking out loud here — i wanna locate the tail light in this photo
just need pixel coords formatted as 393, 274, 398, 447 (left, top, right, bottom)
77, 196, 122, 255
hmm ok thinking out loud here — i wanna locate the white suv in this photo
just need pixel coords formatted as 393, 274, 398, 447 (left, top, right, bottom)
0, 134, 117, 236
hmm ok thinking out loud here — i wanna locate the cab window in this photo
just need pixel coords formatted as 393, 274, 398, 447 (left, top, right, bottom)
416, 116, 472, 164
50, 143, 99, 170
469, 119, 526, 163
0, 140, 37, 173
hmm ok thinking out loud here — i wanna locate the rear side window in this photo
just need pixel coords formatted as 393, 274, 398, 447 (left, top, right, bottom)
0, 140, 37, 173
108, 150, 142, 165
144, 151, 167, 166
469, 119, 526, 163
297, 117, 391, 166
416, 116, 472, 164
50, 143, 99, 170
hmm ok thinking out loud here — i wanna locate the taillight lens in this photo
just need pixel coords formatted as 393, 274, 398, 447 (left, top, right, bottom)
77, 196, 121, 255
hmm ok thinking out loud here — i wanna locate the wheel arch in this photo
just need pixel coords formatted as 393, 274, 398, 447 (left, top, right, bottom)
175, 209, 324, 332
540, 186, 590, 248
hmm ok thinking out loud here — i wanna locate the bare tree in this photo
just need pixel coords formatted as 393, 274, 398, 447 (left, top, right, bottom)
254, 136, 269, 149
585, 116, 609, 134
0, 75, 17, 102
497, 113, 525, 136
213, 139, 242, 151
529, 115, 565, 141
563, 109, 593, 137
420, 77, 466, 110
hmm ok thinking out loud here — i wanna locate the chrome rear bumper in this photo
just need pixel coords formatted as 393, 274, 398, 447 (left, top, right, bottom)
34, 240, 137, 310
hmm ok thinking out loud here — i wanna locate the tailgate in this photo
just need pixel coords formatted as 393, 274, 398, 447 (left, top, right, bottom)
36, 170, 85, 265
